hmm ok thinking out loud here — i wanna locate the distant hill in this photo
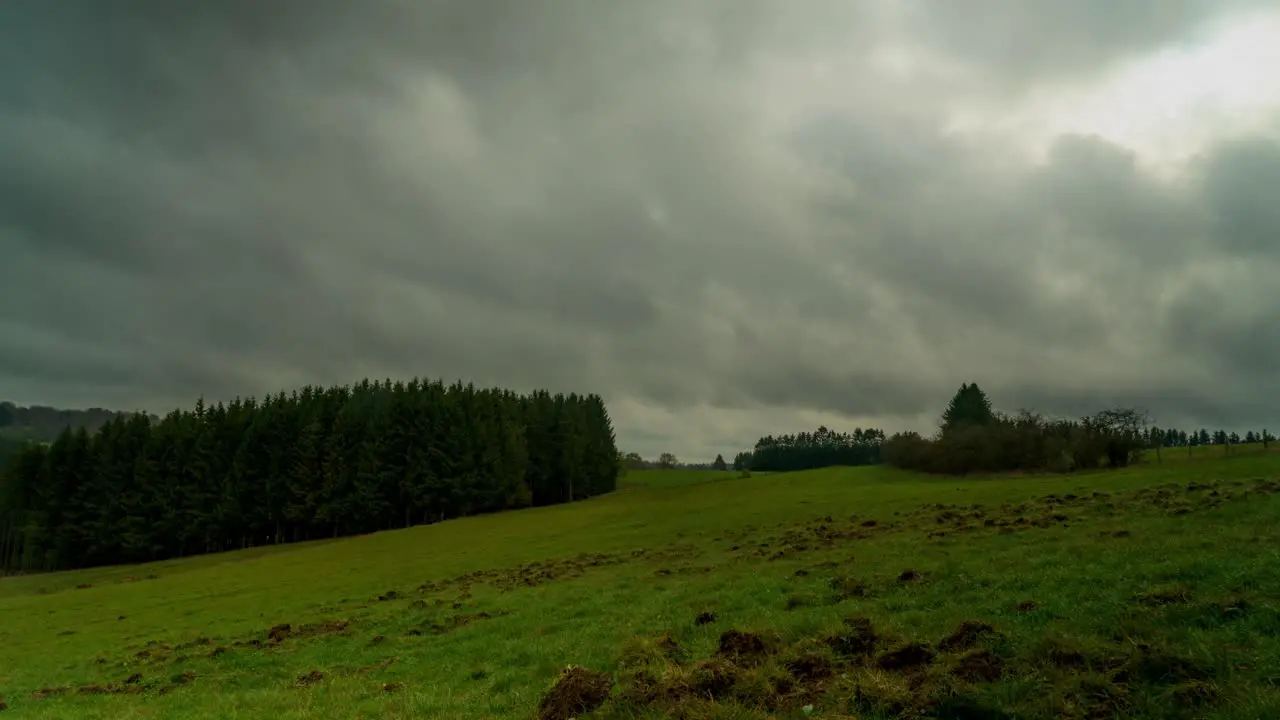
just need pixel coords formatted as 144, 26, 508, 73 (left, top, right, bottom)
0, 401, 152, 443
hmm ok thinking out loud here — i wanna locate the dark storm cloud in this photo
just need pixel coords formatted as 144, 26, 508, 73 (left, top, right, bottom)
1, 0, 1278, 459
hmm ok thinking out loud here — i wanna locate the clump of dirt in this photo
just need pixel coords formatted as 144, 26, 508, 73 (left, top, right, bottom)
938, 620, 998, 652
1013, 600, 1039, 613
295, 670, 325, 687
656, 634, 683, 659
175, 637, 213, 650
0, 700, 7, 710
77, 684, 111, 695
876, 642, 935, 671
377, 590, 401, 601
860, 519, 878, 527
536, 665, 613, 720
619, 633, 686, 669
403, 629, 423, 637
408, 599, 427, 610
31, 687, 68, 701
75, 583, 92, 590
784, 594, 815, 610
716, 630, 773, 665
295, 619, 352, 639
382, 682, 406, 693
829, 576, 868, 600
692, 657, 740, 697
953, 648, 1004, 683
1028, 636, 1102, 671
785, 652, 833, 681
428, 609, 508, 634
123, 673, 142, 685
267, 624, 292, 643
896, 569, 923, 584
694, 611, 717, 626
826, 616, 878, 658
208, 646, 229, 658
369, 635, 386, 646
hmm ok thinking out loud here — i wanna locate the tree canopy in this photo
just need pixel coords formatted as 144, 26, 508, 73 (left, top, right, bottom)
0, 378, 619, 574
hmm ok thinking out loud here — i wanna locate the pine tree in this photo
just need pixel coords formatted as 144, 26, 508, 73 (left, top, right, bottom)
940, 383, 995, 434
712, 454, 728, 471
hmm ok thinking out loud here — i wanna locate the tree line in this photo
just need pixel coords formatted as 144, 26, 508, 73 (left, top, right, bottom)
0, 401, 145, 442
1145, 427, 1273, 448
736, 426, 886, 472
0, 379, 619, 574
883, 382, 1271, 476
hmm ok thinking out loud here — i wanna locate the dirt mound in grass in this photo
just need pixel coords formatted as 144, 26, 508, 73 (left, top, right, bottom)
536, 666, 613, 720
938, 620, 998, 652
716, 629, 774, 665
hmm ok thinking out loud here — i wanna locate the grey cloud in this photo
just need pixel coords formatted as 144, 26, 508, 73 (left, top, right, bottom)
1202, 137, 1280, 257
2, 0, 1279, 461
908, 0, 1270, 90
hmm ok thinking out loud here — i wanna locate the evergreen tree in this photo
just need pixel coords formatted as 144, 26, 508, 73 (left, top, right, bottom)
712, 454, 728, 471
941, 383, 995, 434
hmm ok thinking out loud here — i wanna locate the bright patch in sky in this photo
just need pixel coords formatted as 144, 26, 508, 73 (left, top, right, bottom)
953, 10, 1280, 172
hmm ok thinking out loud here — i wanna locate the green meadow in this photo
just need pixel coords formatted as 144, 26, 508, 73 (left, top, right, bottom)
2, 449, 1279, 719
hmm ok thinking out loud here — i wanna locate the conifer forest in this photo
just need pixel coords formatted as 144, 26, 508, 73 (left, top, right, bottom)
0, 379, 619, 573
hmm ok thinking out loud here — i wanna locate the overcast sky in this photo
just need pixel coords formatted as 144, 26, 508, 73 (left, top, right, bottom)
3, 1, 1280, 461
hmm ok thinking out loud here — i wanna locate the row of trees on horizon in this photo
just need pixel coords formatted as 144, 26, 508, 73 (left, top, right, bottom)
0, 379, 619, 574
637, 384, 1271, 475
882, 383, 1273, 475
3, 380, 1272, 572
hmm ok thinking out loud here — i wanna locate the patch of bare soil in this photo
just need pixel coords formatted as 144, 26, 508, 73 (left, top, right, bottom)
785, 652, 833, 681
829, 576, 869, 601
263, 618, 352, 645
294, 670, 325, 687
953, 649, 1005, 683
826, 616, 879, 659
536, 666, 613, 720
427, 609, 510, 635
267, 624, 292, 643
716, 629, 775, 666
938, 620, 998, 652
876, 642, 935, 671
158, 671, 196, 695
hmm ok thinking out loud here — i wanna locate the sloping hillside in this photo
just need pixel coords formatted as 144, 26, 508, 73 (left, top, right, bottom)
1, 453, 1279, 718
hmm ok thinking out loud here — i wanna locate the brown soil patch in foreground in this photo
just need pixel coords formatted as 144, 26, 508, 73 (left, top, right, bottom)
536, 665, 613, 720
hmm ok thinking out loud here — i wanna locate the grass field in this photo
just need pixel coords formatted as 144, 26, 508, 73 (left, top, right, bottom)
2, 449, 1279, 719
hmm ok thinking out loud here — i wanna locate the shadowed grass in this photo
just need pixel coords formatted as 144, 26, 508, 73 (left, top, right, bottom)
0, 451, 1278, 718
